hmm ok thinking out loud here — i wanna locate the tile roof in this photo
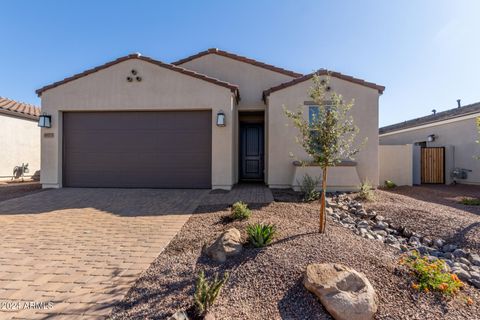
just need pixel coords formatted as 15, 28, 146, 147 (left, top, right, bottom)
0, 97, 40, 120
36, 53, 240, 101
263, 69, 385, 100
172, 48, 303, 78
379, 101, 480, 134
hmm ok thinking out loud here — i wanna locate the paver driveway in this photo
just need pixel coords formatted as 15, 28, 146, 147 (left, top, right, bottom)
0, 188, 209, 319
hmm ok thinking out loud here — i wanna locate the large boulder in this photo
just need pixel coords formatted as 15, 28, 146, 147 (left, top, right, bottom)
203, 228, 243, 262
304, 263, 378, 320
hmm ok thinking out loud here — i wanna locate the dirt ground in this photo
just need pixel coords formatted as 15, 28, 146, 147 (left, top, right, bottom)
0, 181, 44, 202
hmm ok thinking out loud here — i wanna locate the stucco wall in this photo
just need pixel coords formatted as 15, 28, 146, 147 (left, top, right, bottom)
379, 145, 413, 186
177, 54, 296, 110
267, 76, 380, 189
0, 114, 40, 179
380, 116, 480, 184
40, 58, 236, 189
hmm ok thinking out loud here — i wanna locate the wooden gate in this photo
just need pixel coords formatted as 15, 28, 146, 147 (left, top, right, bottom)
421, 147, 445, 184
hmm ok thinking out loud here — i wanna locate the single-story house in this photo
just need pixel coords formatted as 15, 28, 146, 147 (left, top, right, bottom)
379, 101, 480, 185
0, 97, 41, 180
36, 48, 384, 190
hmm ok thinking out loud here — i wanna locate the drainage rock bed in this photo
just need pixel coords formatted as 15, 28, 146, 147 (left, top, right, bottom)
364, 187, 480, 251
329, 193, 480, 289
111, 201, 480, 320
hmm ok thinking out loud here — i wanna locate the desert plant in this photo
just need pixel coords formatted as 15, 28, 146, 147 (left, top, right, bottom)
384, 180, 397, 189
459, 197, 480, 206
231, 201, 252, 220
285, 75, 363, 233
247, 223, 276, 248
357, 179, 375, 201
194, 270, 229, 317
399, 251, 463, 296
299, 174, 320, 202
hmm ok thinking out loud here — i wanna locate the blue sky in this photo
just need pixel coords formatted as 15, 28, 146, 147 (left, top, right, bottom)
1, 0, 479, 126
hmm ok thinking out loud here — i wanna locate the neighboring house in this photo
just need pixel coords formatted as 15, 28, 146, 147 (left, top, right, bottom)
379, 101, 480, 185
0, 97, 41, 180
36, 48, 384, 190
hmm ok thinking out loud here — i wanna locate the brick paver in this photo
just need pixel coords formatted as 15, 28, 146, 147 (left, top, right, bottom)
202, 183, 274, 206
0, 188, 208, 319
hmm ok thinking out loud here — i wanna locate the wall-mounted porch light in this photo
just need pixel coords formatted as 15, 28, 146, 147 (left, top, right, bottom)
427, 134, 436, 142
38, 114, 52, 128
216, 110, 226, 127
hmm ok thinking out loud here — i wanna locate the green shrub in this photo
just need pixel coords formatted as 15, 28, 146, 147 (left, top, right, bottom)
231, 201, 252, 220
357, 179, 375, 201
194, 270, 229, 317
459, 197, 480, 206
400, 251, 463, 296
247, 223, 276, 248
384, 180, 397, 189
299, 174, 320, 202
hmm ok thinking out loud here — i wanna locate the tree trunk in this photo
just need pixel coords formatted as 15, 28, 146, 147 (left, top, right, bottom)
319, 167, 328, 233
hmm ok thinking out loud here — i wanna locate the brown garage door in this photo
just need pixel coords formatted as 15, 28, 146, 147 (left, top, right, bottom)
63, 111, 212, 188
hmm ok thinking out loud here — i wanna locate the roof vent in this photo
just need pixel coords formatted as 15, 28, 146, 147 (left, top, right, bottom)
432, 109, 436, 115
457, 99, 461, 108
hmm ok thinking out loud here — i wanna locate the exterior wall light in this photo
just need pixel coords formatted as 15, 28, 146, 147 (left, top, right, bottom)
38, 114, 52, 128
427, 134, 436, 142
216, 110, 226, 127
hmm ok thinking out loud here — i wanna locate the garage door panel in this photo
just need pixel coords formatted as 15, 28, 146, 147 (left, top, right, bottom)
67, 153, 211, 172
63, 111, 212, 188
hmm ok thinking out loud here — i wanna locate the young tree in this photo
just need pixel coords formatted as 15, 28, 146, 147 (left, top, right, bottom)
284, 74, 363, 233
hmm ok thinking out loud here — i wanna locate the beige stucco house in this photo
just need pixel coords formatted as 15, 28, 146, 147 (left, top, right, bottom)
36, 48, 384, 190
380, 101, 480, 185
0, 97, 41, 180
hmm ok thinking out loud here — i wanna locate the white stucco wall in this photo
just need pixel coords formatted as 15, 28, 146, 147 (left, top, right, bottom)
379, 144, 413, 186
267, 76, 381, 189
0, 114, 40, 179
380, 116, 480, 185
40, 58, 236, 189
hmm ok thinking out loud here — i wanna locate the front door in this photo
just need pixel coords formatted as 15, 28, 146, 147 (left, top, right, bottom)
240, 123, 264, 180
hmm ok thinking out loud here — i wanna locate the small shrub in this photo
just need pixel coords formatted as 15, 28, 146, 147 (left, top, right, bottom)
231, 201, 252, 220
459, 197, 480, 206
194, 270, 229, 317
299, 174, 320, 202
384, 180, 397, 189
357, 179, 375, 201
247, 223, 276, 248
399, 251, 463, 296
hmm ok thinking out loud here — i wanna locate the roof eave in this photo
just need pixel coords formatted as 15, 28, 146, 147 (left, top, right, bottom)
262, 69, 385, 100
36, 54, 241, 99
172, 48, 304, 78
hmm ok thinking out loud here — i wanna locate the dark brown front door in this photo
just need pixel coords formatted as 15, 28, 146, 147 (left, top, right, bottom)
240, 123, 264, 180
63, 111, 212, 188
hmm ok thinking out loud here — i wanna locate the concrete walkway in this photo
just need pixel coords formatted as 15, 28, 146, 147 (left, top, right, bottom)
0, 188, 208, 320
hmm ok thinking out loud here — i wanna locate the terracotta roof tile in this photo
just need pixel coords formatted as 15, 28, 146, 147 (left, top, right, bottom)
172, 48, 303, 78
0, 97, 40, 120
36, 53, 240, 102
262, 69, 385, 100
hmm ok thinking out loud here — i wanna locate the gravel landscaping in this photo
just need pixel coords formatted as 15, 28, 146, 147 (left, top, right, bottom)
364, 185, 480, 251
111, 196, 480, 319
